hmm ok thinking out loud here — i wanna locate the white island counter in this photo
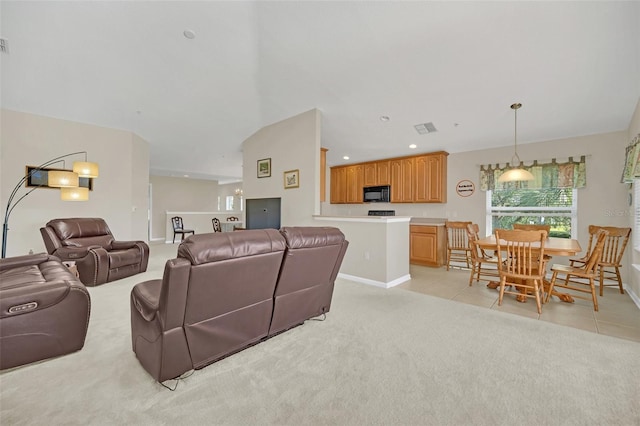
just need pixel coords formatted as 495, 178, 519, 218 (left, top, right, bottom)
313, 215, 411, 288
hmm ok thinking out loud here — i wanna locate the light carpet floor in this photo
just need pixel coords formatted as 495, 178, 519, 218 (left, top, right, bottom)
1, 245, 639, 425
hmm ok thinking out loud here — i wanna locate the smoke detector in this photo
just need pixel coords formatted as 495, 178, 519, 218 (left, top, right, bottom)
414, 122, 437, 135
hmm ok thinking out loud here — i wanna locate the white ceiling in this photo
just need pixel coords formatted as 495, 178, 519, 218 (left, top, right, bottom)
2, 1, 639, 183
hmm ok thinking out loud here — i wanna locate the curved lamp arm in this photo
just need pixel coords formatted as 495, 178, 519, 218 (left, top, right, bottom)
2, 151, 89, 258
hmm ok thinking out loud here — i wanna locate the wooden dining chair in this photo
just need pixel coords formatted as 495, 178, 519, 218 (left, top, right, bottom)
513, 223, 551, 233
171, 216, 195, 243
445, 221, 472, 271
570, 226, 630, 296
466, 224, 500, 286
514, 223, 553, 263
494, 229, 548, 314
212, 218, 222, 233
545, 229, 608, 311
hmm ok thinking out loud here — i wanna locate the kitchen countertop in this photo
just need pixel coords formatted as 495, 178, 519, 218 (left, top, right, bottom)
410, 217, 447, 225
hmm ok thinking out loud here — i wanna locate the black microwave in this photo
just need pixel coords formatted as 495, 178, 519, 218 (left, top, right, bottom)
363, 185, 391, 203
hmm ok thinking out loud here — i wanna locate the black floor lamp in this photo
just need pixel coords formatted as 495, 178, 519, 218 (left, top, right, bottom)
1, 151, 99, 258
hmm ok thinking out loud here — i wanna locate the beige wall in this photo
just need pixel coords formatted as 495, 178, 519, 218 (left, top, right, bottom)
149, 175, 221, 240
242, 109, 321, 226
0, 109, 150, 257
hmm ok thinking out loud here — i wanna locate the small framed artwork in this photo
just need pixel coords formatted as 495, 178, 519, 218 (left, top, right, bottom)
257, 158, 271, 178
283, 169, 299, 189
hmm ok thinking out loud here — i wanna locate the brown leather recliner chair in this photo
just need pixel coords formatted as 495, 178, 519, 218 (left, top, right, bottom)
40, 218, 150, 286
0, 253, 91, 370
130, 229, 287, 382
268, 226, 348, 336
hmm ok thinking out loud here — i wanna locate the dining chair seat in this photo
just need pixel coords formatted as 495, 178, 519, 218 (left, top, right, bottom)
495, 229, 548, 314
466, 224, 500, 286
445, 221, 472, 271
546, 229, 608, 311
171, 216, 195, 243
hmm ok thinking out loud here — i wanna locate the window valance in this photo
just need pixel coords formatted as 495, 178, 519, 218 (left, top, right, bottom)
620, 133, 640, 183
480, 156, 587, 191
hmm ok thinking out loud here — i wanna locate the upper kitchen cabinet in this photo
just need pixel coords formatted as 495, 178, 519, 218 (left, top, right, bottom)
390, 157, 415, 203
330, 166, 347, 204
330, 151, 448, 204
345, 164, 364, 203
414, 152, 447, 203
364, 160, 391, 187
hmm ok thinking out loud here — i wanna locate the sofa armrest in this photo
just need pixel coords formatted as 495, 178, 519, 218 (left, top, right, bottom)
0, 253, 53, 271
51, 246, 95, 260
131, 279, 162, 322
112, 240, 143, 250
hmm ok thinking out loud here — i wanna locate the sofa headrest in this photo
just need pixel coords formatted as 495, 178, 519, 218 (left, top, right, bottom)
177, 229, 286, 265
279, 227, 346, 249
46, 218, 112, 241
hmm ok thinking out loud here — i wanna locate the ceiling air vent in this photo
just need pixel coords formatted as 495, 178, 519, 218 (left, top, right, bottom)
0, 38, 8, 54
414, 122, 437, 135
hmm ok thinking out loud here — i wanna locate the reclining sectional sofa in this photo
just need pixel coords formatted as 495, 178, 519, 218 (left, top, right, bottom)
0, 253, 91, 370
130, 226, 348, 382
40, 218, 150, 286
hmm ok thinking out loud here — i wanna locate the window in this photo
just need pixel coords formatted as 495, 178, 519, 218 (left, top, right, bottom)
487, 188, 577, 238
225, 195, 243, 211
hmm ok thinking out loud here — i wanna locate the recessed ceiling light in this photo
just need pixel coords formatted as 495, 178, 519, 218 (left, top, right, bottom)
409, 144, 417, 149
183, 29, 196, 39
343, 156, 350, 160
380, 116, 390, 122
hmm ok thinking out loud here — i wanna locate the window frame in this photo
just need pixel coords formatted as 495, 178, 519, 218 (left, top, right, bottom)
486, 188, 578, 239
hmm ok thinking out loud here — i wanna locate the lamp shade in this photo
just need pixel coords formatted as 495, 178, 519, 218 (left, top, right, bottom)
48, 170, 79, 188
60, 186, 89, 201
73, 161, 99, 178
498, 167, 535, 183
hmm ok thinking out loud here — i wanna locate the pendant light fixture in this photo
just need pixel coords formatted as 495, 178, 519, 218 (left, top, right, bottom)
498, 102, 534, 183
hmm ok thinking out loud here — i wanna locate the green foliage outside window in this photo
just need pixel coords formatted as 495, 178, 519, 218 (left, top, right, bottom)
491, 188, 573, 238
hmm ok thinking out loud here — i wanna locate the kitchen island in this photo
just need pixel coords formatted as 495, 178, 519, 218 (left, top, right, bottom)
313, 215, 411, 288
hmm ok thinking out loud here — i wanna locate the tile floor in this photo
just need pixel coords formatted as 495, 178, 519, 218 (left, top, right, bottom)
397, 264, 640, 343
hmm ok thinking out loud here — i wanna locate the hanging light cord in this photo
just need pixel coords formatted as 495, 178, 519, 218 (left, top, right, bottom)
511, 103, 522, 165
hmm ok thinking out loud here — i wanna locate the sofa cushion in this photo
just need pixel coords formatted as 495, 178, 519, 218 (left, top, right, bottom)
177, 229, 286, 265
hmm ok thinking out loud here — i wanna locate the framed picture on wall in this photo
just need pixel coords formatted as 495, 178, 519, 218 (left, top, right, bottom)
284, 169, 299, 189
257, 158, 271, 178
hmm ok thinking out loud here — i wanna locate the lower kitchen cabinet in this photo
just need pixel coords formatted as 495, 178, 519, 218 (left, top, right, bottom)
410, 224, 446, 267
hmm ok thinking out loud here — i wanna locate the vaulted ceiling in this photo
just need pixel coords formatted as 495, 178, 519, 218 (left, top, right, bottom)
2, 1, 639, 183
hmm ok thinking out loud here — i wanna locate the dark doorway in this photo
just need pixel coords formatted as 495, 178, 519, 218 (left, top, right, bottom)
245, 198, 281, 230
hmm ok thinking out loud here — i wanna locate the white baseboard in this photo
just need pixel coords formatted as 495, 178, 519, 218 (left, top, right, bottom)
338, 273, 411, 289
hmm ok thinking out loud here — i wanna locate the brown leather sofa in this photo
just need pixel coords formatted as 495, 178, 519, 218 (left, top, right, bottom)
130, 227, 348, 382
0, 253, 91, 370
40, 218, 150, 286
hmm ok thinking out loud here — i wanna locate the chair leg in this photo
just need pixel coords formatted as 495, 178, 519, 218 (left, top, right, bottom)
599, 266, 605, 297
615, 266, 624, 294
468, 265, 474, 286
172, 233, 176, 244
533, 279, 542, 314
589, 277, 598, 312
545, 271, 558, 303
446, 250, 451, 271
498, 277, 507, 306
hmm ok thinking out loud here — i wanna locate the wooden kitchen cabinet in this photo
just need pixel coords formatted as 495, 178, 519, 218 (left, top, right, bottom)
390, 157, 414, 203
345, 164, 364, 203
410, 224, 446, 267
330, 166, 347, 204
330, 151, 447, 204
364, 160, 391, 186
415, 152, 447, 203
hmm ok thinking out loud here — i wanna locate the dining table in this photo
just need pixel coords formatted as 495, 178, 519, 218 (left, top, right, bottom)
476, 235, 582, 303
